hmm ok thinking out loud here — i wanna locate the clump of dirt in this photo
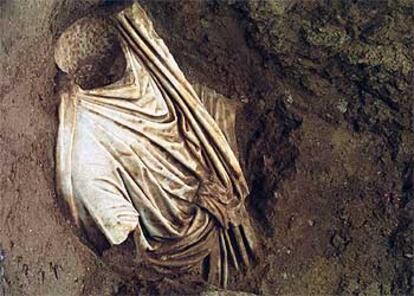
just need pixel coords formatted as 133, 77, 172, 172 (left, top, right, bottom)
1, 0, 413, 295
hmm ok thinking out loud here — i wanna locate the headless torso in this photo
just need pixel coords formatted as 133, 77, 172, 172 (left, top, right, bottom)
55, 3, 254, 288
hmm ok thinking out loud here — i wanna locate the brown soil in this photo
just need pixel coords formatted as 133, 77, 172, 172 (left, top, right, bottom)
1, 0, 413, 295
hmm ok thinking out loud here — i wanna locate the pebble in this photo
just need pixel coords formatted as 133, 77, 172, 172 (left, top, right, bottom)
0, 249, 5, 282
337, 100, 348, 113
0, 250, 5, 262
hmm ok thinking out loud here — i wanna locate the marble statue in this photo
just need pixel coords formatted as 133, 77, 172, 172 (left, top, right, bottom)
54, 2, 255, 288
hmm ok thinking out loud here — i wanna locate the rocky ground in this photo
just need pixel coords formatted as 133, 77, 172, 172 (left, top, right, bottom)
1, 0, 413, 295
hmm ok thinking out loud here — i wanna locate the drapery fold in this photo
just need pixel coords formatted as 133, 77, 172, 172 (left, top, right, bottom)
113, 5, 250, 224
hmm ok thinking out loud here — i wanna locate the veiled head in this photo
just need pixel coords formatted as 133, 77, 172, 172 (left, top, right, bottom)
54, 16, 126, 90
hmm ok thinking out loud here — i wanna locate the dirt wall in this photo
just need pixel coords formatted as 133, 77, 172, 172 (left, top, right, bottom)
1, 0, 413, 295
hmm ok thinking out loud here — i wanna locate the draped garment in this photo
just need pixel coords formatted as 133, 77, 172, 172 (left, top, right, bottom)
56, 3, 254, 287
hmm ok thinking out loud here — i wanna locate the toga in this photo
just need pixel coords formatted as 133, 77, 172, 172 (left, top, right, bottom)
56, 3, 254, 287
